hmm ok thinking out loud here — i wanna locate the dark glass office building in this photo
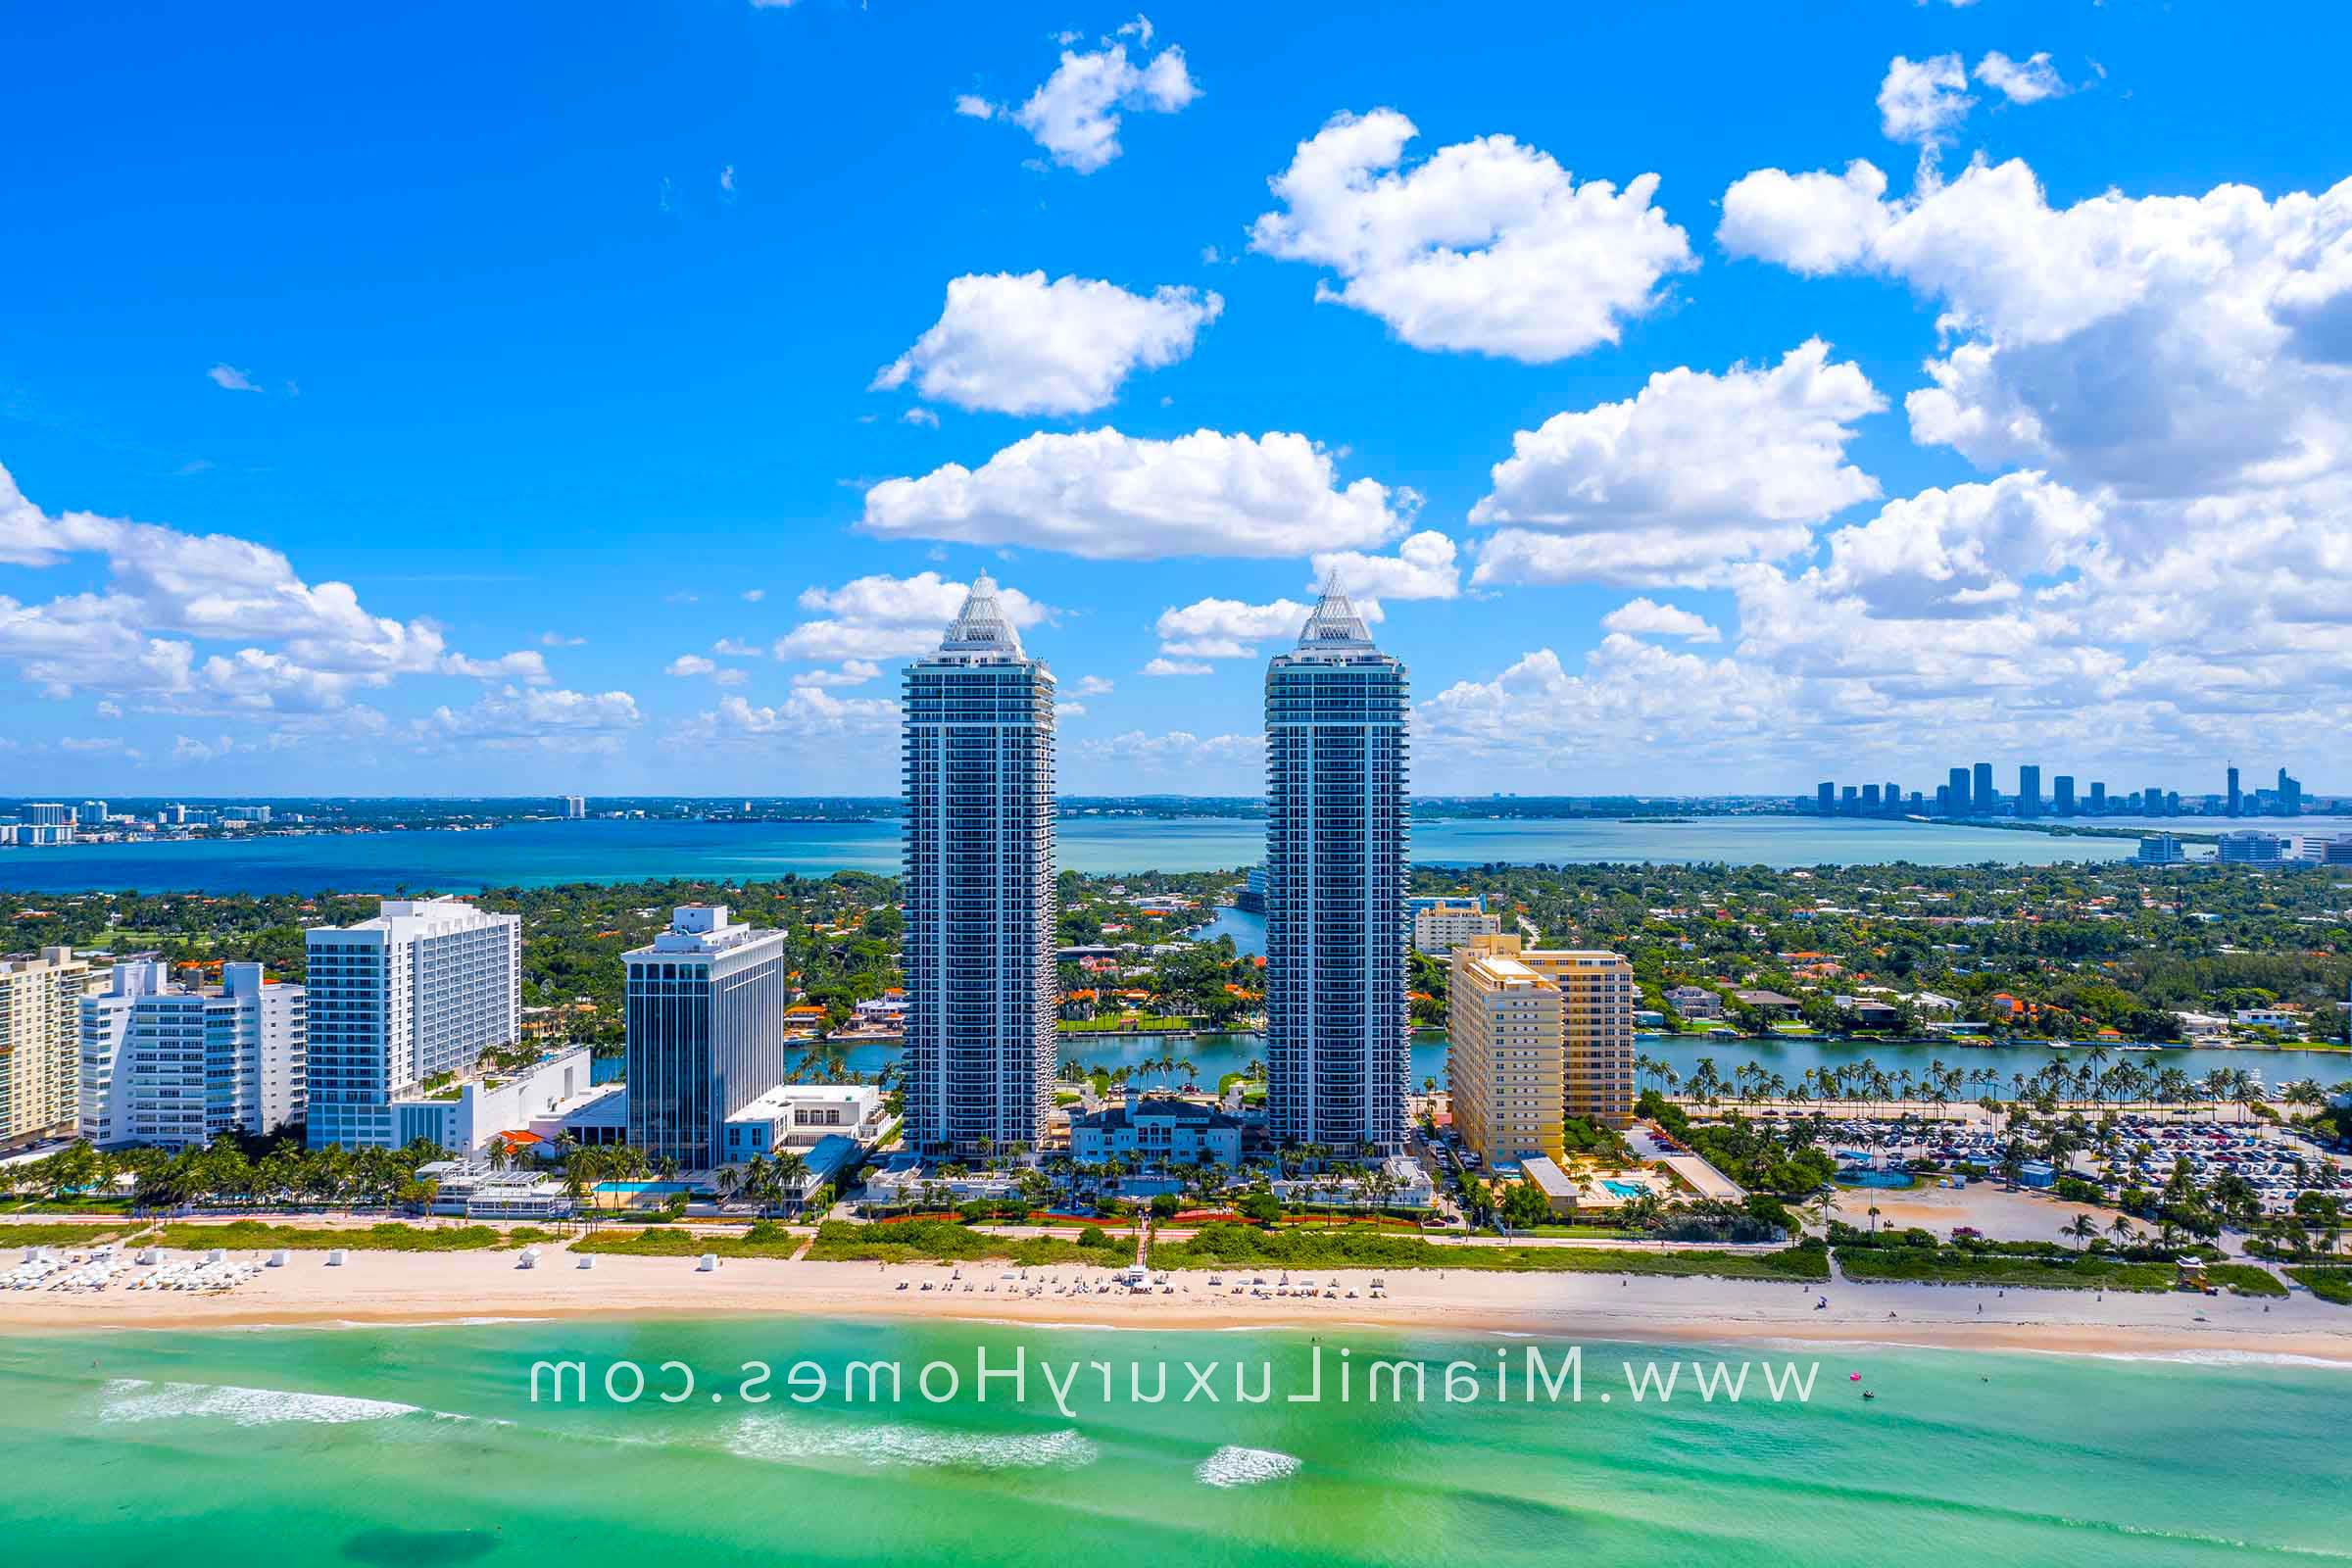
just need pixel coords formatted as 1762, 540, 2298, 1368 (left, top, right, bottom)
624, 905, 789, 1169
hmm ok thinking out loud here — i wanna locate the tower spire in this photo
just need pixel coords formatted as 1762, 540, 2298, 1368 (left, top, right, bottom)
938, 571, 1025, 658
1297, 573, 1373, 651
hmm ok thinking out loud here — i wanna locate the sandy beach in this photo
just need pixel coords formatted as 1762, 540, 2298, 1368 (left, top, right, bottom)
6, 1240, 2348, 1363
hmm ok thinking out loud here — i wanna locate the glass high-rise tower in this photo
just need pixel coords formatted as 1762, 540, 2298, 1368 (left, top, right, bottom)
902, 575, 1056, 1157
1264, 582, 1409, 1155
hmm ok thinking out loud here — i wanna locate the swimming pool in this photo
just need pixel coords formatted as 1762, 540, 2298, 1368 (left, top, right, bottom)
1835, 1167, 1913, 1189
595, 1181, 696, 1195
1601, 1180, 1649, 1200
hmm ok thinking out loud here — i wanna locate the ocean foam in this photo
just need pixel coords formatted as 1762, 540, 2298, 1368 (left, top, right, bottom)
728, 1413, 1098, 1471
1195, 1446, 1302, 1488
99, 1378, 433, 1426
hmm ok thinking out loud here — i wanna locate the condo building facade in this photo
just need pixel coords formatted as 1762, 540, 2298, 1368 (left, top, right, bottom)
1264, 584, 1410, 1155
1446, 934, 1639, 1163
305, 897, 521, 1150
79, 960, 306, 1151
623, 904, 791, 1169
0, 946, 105, 1150
902, 575, 1056, 1156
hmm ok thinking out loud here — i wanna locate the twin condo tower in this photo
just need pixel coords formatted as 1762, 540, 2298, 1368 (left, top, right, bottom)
903, 575, 1409, 1158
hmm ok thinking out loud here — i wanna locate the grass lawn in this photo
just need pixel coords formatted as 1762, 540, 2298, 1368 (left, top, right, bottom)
1835, 1247, 2180, 1293
1511, 1225, 1644, 1240
3, 1197, 140, 1214
151, 1220, 556, 1252
2199, 1262, 2288, 1298
801, 1220, 1130, 1267
2286, 1267, 2352, 1305
1057, 1014, 1199, 1034
1150, 1223, 1828, 1281
0, 1221, 133, 1249
575, 1225, 808, 1258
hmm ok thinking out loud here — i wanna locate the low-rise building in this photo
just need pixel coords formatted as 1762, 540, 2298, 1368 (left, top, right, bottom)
1069, 1095, 1245, 1168
386, 1046, 612, 1160
2218, 831, 2289, 863
1410, 896, 1501, 956
1731, 989, 1802, 1017
1664, 985, 1723, 1019
721, 1083, 886, 1161
1270, 1154, 1435, 1209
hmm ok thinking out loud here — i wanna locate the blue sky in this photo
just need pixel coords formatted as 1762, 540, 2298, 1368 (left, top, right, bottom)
6, 0, 2350, 798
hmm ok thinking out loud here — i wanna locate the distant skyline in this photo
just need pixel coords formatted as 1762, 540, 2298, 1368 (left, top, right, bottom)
8, 3, 2352, 797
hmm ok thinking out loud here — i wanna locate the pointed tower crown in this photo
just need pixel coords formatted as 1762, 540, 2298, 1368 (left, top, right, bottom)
938, 571, 1026, 658
1297, 572, 1375, 652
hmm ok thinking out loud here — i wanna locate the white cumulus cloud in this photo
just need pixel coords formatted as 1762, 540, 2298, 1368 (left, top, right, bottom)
1250, 108, 1693, 362
1309, 530, 1459, 601
1469, 340, 1884, 585
1599, 598, 1722, 643
965, 31, 1199, 172
861, 427, 1414, 561
873, 272, 1221, 416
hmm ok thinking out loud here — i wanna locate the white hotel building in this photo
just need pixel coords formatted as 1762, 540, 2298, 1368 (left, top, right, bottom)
79, 960, 306, 1151
305, 897, 521, 1150
901, 575, 1056, 1157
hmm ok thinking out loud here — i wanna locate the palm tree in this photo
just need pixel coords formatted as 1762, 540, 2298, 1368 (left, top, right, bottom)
2064, 1213, 2100, 1253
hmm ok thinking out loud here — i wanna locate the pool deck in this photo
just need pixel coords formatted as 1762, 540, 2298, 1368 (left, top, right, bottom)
1628, 1124, 1747, 1202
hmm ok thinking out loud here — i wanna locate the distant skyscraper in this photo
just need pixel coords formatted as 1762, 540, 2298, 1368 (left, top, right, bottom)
2018, 765, 2041, 818
563, 794, 587, 819
1840, 785, 1859, 812
74, 801, 108, 827
1816, 781, 1835, 814
2278, 766, 2303, 817
1946, 766, 1971, 815
1935, 784, 1951, 814
1861, 784, 1881, 811
2227, 764, 2242, 817
1266, 582, 1409, 1155
902, 575, 1056, 1157
624, 905, 789, 1169
2089, 781, 2108, 812
1973, 761, 1995, 813
2145, 782, 2166, 816
1883, 780, 1900, 816
305, 898, 521, 1150
2053, 775, 2077, 815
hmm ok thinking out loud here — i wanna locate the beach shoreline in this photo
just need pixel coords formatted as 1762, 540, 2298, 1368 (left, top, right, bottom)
6, 1243, 2349, 1364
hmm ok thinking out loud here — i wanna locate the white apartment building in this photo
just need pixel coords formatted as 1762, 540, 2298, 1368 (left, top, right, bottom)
79, 960, 306, 1151
305, 897, 521, 1150
1, 947, 105, 1149
1410, 896, 1500, 956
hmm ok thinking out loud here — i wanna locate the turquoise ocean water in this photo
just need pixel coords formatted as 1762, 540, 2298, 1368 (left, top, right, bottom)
6, 812, 2315, 896
1, 1317, 2344, 1565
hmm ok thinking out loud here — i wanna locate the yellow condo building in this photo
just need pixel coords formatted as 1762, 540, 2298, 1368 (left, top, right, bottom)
0, 946, 104, 1151
1446, 934, 1635, 1165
